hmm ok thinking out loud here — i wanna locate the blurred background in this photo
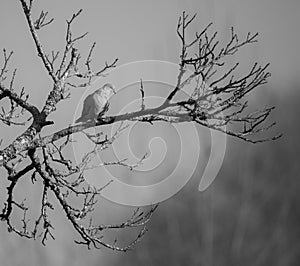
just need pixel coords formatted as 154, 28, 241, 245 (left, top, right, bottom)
0, 0, 299, 265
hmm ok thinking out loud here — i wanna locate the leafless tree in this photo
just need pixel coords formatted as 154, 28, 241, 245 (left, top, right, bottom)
0, 1, 280, 251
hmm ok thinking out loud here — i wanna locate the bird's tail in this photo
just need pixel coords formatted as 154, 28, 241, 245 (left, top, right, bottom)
75, 117, 84, 123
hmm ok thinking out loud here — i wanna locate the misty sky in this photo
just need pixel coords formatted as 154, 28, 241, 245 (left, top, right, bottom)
0, 0, 298, 136
0, 2, 299, 265
0, 0, 298, 166
0, 0, 298, 183
0, 0, 299, 90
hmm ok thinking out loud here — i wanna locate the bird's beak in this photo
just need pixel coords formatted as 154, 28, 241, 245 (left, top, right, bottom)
112, 87, 117, 94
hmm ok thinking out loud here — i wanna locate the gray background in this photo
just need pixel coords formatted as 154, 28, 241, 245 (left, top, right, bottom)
0, 0, 299, 265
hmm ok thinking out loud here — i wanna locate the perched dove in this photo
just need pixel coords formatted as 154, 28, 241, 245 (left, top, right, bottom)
75, 83, 116, 123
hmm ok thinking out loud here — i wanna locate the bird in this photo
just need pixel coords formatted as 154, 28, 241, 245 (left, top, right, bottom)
75, 83, 116, 123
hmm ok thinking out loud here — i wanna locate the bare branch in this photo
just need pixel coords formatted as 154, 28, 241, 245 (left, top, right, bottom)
0, 6, 280, 251
19, 0, 57, 82
140, 79, 145, 110
0, 49, 14, 81
34, 11, 54, 30
0, 84, 39, 117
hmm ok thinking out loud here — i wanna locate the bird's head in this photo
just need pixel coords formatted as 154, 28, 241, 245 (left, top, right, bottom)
96, 83, 116, 96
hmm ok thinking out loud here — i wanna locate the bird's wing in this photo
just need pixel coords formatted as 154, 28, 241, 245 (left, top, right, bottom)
92, 93, 105, 113
75, 94, 93, 122
83, 94, 95, 115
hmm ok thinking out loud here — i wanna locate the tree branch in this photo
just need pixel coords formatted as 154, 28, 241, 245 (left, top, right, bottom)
19, 0, 57, 82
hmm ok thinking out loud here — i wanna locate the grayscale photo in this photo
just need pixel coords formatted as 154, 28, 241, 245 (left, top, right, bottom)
0, 1, 299, 265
